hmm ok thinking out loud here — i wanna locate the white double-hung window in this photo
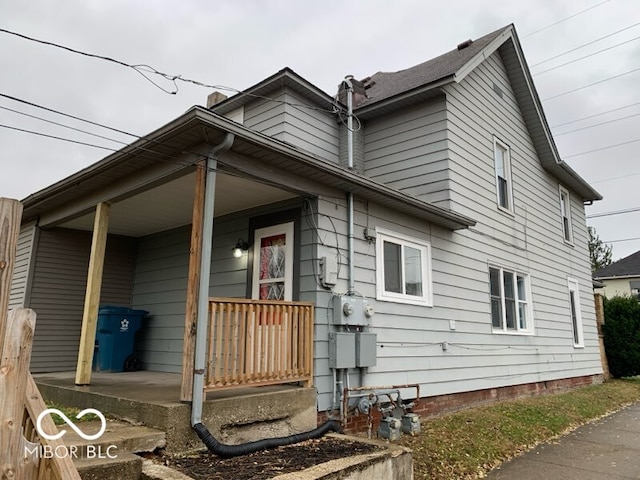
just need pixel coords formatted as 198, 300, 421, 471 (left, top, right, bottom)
559, 186, 573, 244
489, 265, 532, 333
376, 228, 432, 306
567, 278, 584, 347
494, 137, 513, 212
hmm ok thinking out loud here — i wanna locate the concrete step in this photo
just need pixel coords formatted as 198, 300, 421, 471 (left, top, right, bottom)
75, 451, 142, 480
62, 419, 165, 480
63, 420, 166, 456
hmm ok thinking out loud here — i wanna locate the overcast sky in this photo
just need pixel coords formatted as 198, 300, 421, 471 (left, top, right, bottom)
1, 0, 638, 261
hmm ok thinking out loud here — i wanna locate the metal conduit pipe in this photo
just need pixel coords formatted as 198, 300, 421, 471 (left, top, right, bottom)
344, 75, 356, 295
190, 133, 342, 456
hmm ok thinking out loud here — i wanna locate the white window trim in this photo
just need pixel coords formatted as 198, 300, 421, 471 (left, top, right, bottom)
493, 137, 514, 214
375, 228, 433, 306
567, 278, 584, 348
489, 264, 534, 335
559, 185, 574, 245
251, 222, 294, 301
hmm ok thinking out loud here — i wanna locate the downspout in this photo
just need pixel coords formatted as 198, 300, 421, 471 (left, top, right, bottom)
191, 133, 235, 428
191, 132, 341, 456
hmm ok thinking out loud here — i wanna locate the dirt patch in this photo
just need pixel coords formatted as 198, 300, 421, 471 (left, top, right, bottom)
164, 436, 380, 479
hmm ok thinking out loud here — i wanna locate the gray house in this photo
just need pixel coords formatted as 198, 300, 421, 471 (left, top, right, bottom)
10, 24, 603, 420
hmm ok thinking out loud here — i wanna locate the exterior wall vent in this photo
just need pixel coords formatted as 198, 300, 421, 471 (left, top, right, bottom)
492, 82, 504, 99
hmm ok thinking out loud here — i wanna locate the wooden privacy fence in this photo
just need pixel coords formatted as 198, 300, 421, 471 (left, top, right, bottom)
0, 198, 81, 480
204, 298, 314, 391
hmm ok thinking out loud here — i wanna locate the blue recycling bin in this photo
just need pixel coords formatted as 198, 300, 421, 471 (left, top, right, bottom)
93, 306, 148, 372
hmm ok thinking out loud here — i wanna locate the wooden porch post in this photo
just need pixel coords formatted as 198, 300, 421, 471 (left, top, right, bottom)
181, 162, 206, 401
75, 202, 110, 385
0, 198, 23, 348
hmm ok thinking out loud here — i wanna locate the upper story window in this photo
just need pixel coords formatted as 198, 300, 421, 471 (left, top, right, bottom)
567, 278, 584, 347
493, 137, 513, 212
489, 265, 532, 334
375, 228, 433, 306
559, 186, 573, 244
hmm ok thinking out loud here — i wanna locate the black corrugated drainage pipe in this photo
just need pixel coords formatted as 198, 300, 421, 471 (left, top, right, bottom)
193, 420, 342, 458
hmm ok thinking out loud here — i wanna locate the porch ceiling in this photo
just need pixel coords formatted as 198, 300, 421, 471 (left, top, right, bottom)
59, 172, 295, 237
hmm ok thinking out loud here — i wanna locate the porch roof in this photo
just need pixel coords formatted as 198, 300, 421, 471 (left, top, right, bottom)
22, 106, 476, 231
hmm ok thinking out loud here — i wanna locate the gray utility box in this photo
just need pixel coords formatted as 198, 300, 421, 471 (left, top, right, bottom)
329, 332, 356, 368
356, 332, 377, 367
332, 295, 374, 326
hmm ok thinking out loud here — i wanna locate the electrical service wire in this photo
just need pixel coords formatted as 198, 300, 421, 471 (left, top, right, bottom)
550, 101, 640, 129
532, 34, 640, 76
0, 27, 342, 115
553, 111, 640, 137
542, 66, 640, 101
564, 137, 640, 159
586, 206, 640, 219
521, 0, 611, 39
529, 21, 640, 68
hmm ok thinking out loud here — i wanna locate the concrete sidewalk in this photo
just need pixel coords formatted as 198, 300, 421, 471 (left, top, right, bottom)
487, 402, 640, 479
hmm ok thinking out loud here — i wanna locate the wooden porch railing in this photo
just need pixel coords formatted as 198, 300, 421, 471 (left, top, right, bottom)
204, 298, 314, 391
1, 198, 80, 479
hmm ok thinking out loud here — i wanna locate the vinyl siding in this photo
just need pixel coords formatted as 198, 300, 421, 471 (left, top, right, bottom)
312, 192, 600, 411
281, 90, 339, 163
28, 228, 136, 373
132, 199, 315, 373
601, 278, 639, 298
131, 226, 190, 373
242, 88, 339, 163
9, 220, 37, 309
310, 51, 599, 410
363, 98, 451, 208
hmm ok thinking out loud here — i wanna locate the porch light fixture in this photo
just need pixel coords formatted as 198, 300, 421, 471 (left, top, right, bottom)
232, 238, 249, 258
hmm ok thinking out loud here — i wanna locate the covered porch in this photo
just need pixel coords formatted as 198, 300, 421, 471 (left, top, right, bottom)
19, 110, 335, 408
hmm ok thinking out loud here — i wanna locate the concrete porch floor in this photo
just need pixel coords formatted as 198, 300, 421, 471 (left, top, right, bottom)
34, 371, 318, 454
33, 371, 301, 404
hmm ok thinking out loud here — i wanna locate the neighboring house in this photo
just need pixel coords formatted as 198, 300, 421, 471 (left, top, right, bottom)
593, 250, 640, 300
9, 23, 603, 420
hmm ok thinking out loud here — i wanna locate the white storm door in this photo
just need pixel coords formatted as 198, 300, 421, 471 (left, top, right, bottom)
251, 222, 294, 301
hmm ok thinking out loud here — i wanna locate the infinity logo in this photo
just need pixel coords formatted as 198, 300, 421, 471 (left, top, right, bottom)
36, 408, 107, 441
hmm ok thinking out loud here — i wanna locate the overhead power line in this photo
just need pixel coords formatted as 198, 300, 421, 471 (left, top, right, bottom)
522, 0, 611, 39
590, 171, 640, 185
0, 92, 139, 139
602, 237, 640, 244
530, 21, 640, 67
0, 92, 315, 192
550, 101, 640, 128
0, 104, 127, 145
0, 28, 339, 114
586, 206, 640, 219
533, 35, 640, 76
553, 111, 640, 137
0, 124, 115, 151
542, 67, 640, 101
564, 137, 640, 158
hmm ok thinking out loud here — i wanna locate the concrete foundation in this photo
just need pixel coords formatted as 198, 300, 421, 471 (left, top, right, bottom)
35, 371, 316, 454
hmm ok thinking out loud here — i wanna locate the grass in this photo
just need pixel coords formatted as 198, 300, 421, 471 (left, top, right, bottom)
399, 378, 640, 480
45, 402, 101, 425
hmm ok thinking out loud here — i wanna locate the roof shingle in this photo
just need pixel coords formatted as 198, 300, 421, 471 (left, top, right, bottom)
594, 250, 640, 278
355, 25, 509, 108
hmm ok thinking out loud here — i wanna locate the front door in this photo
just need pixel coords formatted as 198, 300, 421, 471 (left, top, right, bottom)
251, 221, 294, 301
